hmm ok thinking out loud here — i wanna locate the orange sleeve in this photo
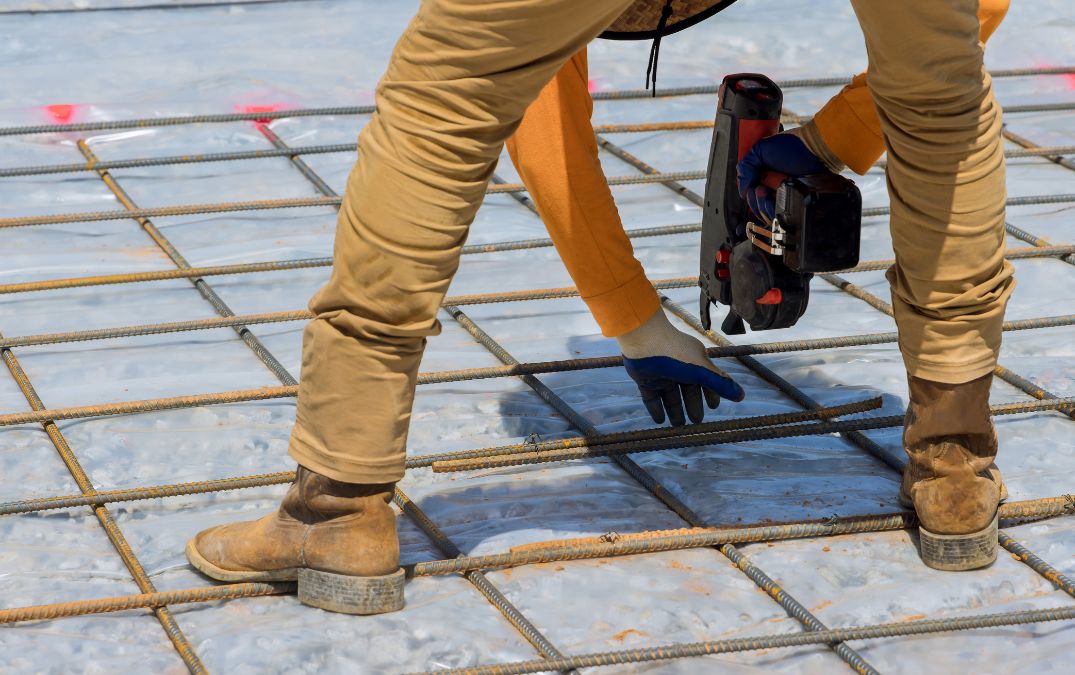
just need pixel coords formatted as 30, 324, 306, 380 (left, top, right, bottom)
812, 0, 1010, 175
506, 48, 660, 337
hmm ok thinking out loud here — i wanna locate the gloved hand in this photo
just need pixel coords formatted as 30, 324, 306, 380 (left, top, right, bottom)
617, 309, 745, 426
736, 132, 829, 223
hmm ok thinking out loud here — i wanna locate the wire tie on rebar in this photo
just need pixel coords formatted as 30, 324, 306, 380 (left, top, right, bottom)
524, 432, 542, 445
600, 531, 622, 544
824, 514, 840, 527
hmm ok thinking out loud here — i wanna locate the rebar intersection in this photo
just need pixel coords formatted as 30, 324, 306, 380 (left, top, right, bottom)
2, 66, 1075, 674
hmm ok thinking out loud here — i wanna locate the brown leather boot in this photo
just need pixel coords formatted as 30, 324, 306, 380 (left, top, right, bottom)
900, 373, 1003, 571
186, 465, 404, 614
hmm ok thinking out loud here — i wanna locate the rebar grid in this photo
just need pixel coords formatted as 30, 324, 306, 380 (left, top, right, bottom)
0, 333, 206, 672
442, 304, 879, 674
2, 71, 1073, 675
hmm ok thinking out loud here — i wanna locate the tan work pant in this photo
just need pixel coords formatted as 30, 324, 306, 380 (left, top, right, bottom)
290, 0, 1012, 484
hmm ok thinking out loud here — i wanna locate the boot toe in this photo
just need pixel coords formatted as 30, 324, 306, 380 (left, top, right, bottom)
186, 521, 302, 583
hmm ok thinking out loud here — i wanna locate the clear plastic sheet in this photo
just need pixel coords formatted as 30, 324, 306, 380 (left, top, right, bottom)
1, 1, 1074, 673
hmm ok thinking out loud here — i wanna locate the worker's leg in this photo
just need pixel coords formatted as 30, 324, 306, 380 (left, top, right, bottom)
189, 0, 635, 612
800, 0, 1010, 174
288, 0, 634, 484
506, 49, 660, 337
850, 0, 1012, 570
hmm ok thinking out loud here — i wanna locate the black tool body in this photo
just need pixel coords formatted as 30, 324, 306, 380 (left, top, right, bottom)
699, 73, 862, 335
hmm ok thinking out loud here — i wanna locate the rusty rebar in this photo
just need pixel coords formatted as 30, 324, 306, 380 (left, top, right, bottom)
0, 67, 1065, 138
2, 183, 1072, 230
0, 336, 205, 672
3, 132, 1071, 181
0, 582, 294, 625
0, 222, 701, 297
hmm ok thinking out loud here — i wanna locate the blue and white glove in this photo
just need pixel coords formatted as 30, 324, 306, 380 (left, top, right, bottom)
618, 310, 744, 426
736, 132, 829, 223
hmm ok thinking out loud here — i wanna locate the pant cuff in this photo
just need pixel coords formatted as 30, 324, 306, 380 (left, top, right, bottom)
581, 271, 661, 337
289, 426, 406, 484
901, 351, 998, 385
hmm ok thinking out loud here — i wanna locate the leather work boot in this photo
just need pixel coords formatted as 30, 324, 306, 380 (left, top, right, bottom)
899, 373, 1004, 571
186, 465, 404, 614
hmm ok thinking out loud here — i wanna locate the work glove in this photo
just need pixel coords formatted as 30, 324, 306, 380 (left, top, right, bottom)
617, 309, 745, 426
736, 132, 829, 223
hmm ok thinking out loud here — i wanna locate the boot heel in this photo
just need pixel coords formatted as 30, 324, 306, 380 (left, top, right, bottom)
298, 568, 405, 615
919, 513, 998, 571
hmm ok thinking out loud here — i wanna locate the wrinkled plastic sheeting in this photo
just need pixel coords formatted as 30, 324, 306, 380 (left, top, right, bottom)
1, 0, 1075, 673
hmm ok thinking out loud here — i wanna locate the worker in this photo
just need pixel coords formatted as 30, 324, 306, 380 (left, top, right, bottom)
186, 0, 1014, 615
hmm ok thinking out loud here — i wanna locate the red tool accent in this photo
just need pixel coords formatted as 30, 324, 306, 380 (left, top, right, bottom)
45, 104, 76, 124
715, 248, 731, 264
756, 288, 783, 305
761, 172, 787, 190
737, 118, 780, 161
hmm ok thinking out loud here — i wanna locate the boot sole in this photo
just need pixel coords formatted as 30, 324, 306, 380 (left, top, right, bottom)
919, 513, 998, 571
186, 540, 405, 614
298, 568, 405, 615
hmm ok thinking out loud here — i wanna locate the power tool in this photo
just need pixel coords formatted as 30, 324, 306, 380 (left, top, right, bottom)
698, 73, 862, 335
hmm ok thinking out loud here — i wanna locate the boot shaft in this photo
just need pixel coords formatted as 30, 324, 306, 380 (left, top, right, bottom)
283, 465, 395, 523
902, 373, 1001, 545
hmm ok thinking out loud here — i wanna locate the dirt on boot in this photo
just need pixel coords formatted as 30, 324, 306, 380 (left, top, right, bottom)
186, 465, 404, 614
902, 373, 1003, 571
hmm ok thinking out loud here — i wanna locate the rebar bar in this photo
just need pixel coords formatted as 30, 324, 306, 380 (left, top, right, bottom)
0, 67, 1065, 139
587, 67, 1075, 100
417, 605, 1075, 675
432, 396, 1075, 473
0, 471, 296, 515
3, 132, 1071, 182
0, 222, 702, 297
998, 531, 1075, 598
847, 244, 1075, 272
2, 297, 1072, 361
411, 397, 880, 469
0, 582, 294, 625
2, 185, 1073, 230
